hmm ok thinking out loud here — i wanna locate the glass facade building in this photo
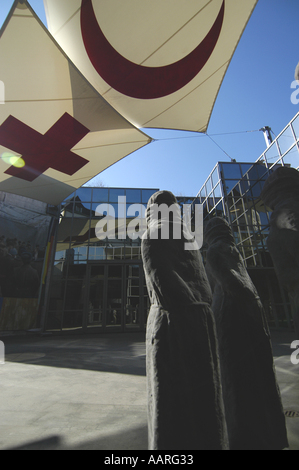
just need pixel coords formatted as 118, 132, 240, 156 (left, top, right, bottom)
44, 112, 299, 334
46, 187, 197, 333
46, 188, 159, 333
197, 112, 299, 330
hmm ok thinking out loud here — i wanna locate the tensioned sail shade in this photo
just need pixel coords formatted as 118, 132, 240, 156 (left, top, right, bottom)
0, 1, 151, 206
44, 0, 258, 132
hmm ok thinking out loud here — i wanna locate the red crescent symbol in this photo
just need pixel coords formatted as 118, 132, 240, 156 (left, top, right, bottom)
81, 0, 225, 99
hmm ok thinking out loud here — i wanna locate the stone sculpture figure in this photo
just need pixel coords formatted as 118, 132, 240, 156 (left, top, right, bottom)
141, 191, 228, 451
261, 166, 299, 337
204, 217, 288, 450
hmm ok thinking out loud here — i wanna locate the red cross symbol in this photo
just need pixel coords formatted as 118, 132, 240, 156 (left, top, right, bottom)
0, 113, 90, 182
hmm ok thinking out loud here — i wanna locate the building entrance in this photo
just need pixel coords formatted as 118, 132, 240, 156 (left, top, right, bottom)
84, 262, 148, 333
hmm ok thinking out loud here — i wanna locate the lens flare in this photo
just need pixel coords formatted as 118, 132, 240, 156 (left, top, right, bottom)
1, 152, 25, 168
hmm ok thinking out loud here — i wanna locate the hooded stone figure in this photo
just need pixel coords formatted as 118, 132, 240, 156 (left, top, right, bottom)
141, 191, 228, 451
261, 166, 299, 337
204, 217, 288, 450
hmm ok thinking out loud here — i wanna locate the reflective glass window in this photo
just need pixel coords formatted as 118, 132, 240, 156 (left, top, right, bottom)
240, 164, 254, 177
213, 183, 222, 199
62, 311, 83, 330
62, 192, 76, 205
92, 188, 109, 202
126, 189, 141, 203
206, 178, 212, 196
126, 203, 146, 218
74, 200, 91, 215
211, 167, 220, 187
249, 181, 262, 198
72, 246, 88, 264
88, 246, 106, 261
109, 188, 125, 203
67, 264, 87, 280
277, 126, 296, 155
142, 189, 157, 204
75, 188, 92, 202
291, 115, 299, 140
225, 180, 238, 194
221, 163, 241, 180
92, 202, 111, 216
60, 200, 74, 215
282, 146, 299, 169
56, 218, 73, 249
200, 187, 206, 201
257, 210, 270, 228
239, 179, 250, 195
214, 200, 225, 217
246, 165, 260, 181
255, 164, 269, 180
264, 143, 281, 165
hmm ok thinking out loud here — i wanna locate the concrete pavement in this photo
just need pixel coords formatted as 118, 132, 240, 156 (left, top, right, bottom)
0, 329, 298, 450
0, 332, 148, 450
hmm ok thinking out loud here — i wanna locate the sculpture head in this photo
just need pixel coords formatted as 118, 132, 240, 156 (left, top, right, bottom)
261, 167, 299, 210
146, 190, 178, 210
145, 190, 182, 231
204, 217, 234, 246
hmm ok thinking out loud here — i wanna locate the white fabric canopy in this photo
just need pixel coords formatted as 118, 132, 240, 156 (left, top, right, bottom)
0, 1, 151, 205
44, 0, 258, 132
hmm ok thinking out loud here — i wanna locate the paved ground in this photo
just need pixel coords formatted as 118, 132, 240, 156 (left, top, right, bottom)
0, 329, 298, 450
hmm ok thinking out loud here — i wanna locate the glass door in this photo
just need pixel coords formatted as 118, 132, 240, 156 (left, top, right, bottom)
84, 263, 147, 333
106, 265, 123, 330
86, 265, 105, 329
125, 265, 141, 330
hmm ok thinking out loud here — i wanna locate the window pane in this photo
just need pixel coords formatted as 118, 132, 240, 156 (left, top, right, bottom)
64, 280, 85, 311
62, 311, 83, 330
92, 188, 109, 202
142, 189, 157, 204
75, 188, 92, 202
200, 187, 206, 201
88, 246, 106, 261
282, 146, 299, 169
72, 246, 88, 264
291, 115, 299, 140
126, 189, 141, 203
213, 183, 222, 199
240, 164, 254, 177
62, 192, 75, 205
222, 163, 241, 180
74, 200, 91, 215
214, 200, 225, 217
264, 143, 281, 164
277, 126, 296, 155
211, 167, 219, 186
206, 178, 212, 196
225, 180, 238, 194
109, 188, 125, 203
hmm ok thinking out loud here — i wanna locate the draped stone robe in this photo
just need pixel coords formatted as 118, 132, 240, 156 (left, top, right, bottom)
141, 191, 228, 451
261, 166, 299, 337
204, 217, 288, 450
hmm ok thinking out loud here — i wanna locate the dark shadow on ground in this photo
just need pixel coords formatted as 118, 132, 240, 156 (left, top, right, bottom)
1, 332, 146, 376
4, 425, 148, 450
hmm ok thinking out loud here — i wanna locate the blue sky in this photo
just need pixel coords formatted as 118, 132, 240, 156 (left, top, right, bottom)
0, 0, 299, 197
